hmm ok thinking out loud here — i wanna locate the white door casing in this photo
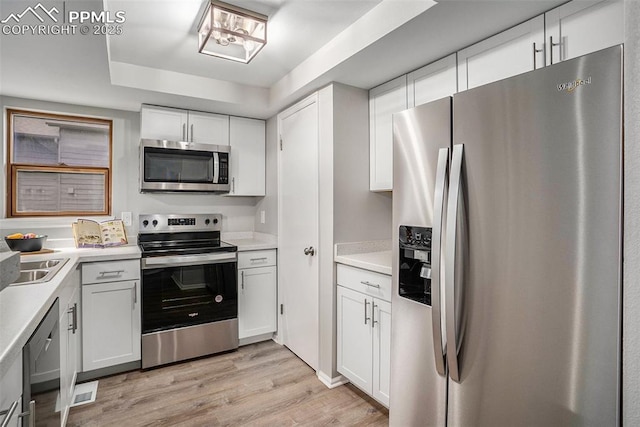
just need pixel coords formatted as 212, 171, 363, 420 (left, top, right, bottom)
277, 93, 320, 371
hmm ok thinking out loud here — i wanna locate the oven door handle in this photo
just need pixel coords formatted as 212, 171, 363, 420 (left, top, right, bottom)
142, 252, 237, 269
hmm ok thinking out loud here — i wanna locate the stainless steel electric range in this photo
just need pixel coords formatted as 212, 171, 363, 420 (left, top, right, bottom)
138, 213, 238, 369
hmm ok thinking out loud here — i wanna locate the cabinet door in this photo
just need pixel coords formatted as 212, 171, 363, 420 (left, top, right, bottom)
60, 282, 80, 425
337, 286, 373, 393
369, 75, 407, 191
188, 111, 230, 145
372, 298, 391, 407
66, 286, 80, 401
408, 54, 457, 108
238, 266, 277, 339
0, 357, 22, 427
458, 15, 545, 91
545, 0, 623, 65
229, 117, 266, 196
140, 105, 188, 141
82, 280, 141, 371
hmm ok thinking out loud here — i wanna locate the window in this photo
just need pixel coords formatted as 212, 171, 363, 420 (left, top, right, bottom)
6, 109, 112, 217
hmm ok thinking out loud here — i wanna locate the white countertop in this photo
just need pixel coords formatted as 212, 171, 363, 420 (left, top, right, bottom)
222, 232, 277, 251
0, 245, 141, 378
334, 240, 392, 275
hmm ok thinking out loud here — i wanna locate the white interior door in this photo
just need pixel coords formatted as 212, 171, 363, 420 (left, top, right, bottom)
277, 93, 319, 371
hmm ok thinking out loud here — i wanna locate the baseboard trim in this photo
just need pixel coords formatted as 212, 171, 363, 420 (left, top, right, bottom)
77, 360, 141, 382
317, 371, 349, 389
239, 333, 275, 347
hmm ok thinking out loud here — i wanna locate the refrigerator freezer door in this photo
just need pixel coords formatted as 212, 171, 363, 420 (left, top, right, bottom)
448, 46, 622, 426
390, 97, 451, 426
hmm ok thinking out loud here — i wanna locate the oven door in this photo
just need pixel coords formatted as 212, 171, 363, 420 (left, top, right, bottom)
141, 254, 237, 333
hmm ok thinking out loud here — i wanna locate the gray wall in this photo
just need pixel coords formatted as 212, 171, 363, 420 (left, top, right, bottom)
0, 96, 261, 238
333, 85, 392, 242
316, 83, 392, 382
623, 0, 640, 424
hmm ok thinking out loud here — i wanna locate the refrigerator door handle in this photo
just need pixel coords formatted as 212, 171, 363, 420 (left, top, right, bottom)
445, 143, 465, 382
431, 147, 449, 376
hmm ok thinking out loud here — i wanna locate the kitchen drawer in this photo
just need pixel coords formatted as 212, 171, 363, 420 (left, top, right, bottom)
82, 259, 140, 284
238, 250, 276, 269
337, 264, 392, 303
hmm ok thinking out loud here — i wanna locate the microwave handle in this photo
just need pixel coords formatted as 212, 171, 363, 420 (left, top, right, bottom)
213, 152, 219, 183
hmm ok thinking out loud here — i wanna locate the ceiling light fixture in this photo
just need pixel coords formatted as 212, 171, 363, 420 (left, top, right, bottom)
197, 0, 267, 64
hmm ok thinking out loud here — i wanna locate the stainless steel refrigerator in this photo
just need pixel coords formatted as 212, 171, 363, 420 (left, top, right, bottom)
390, 45, 622, 426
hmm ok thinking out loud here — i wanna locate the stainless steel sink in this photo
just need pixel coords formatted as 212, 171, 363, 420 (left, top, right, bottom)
15, 270, 49, 283
11, 258, 69, 286
20, 259, 63, 270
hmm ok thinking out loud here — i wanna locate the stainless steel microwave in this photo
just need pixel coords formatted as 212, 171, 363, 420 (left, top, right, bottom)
140, 139, 230, 193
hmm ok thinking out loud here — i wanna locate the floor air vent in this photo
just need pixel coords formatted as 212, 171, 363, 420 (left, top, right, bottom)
70, 381, 99, 407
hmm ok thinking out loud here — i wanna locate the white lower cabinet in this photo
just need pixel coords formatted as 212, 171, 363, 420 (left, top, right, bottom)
60, 267, 81, 425
0, 356, 22, 427
82, 260, 141, 371
371, 298, 391, 405
336, 264, 391, 407
238, 250, 277, 342
337, 286, 373, 391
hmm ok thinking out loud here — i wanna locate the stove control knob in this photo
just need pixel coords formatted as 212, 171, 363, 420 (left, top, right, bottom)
205, 219, 210, 225
152, 220, 158, 227
213, 218, 218, 224
142, 220, 149, 227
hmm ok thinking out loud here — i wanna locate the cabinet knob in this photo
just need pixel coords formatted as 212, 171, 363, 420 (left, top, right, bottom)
303, 246, 315, 256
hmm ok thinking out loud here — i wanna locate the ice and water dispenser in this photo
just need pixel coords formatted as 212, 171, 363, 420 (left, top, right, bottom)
398, 225, 432, 306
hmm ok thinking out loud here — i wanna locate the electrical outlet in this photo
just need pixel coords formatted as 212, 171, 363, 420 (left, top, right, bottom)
260, 210, 266, 224
122, 212, 132, 227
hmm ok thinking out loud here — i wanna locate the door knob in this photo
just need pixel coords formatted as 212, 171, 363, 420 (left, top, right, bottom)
304, 246, 315, 256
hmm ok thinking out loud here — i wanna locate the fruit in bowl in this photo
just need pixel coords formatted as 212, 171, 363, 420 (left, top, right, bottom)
4, 233, 47, 252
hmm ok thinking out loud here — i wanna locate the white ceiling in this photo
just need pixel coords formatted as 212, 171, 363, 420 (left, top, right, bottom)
107, 0, 382, 87
0, 0, 566, 118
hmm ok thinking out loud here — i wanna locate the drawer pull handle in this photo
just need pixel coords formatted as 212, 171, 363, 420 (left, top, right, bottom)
68, 303, 78, 334
361, 280, 380, 289
250, 257, 268, 262
364, 299, 370, 325
372, 302, 378, 328
99, 270, 125, 276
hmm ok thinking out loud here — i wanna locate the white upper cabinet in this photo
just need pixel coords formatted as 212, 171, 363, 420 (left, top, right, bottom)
140, 105, 188, 141
408, 54, 458, 108
545, 0, 624, 65
141, 105, 230, 145
229, 117, 266, 196
458, 15, 545, 91
369, 75, 407, 192
188, 111, 230, 145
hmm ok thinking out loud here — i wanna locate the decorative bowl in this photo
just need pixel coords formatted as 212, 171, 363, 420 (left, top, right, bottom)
4, 235, 47, 252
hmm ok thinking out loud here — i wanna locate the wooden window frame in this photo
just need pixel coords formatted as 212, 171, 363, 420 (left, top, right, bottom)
6, 109, 113, 218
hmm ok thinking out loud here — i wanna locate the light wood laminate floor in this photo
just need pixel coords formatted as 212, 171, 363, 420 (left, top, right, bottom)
67, 340, 389, 426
